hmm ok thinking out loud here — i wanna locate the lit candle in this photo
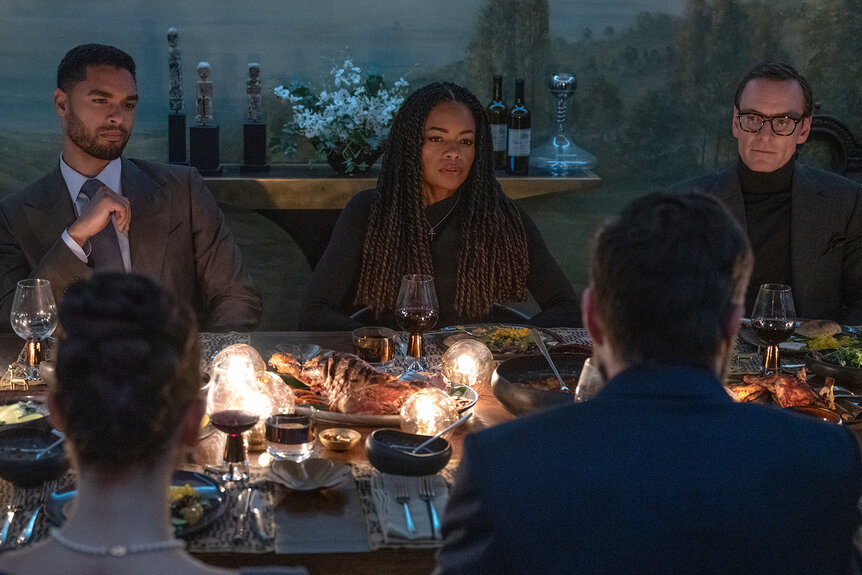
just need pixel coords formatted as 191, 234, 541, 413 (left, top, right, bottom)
442, 339, 494, 388
400, 388, 458, 435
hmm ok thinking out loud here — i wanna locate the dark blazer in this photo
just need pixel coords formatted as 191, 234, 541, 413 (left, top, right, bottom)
682, 163, 862, 324
0, 158, 262, 331
434, 364, 862, 575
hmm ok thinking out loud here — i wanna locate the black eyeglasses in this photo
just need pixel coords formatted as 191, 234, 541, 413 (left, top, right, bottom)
736, 112, 803, 136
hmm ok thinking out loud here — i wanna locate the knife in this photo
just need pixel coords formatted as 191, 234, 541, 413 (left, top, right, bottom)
233, 486, 252, 543
16, 505, 40, 546
0, 506, 15, 546
249, 489, 273, 541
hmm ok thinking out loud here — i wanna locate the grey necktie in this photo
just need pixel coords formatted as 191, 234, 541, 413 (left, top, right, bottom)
78, 178, 124, 271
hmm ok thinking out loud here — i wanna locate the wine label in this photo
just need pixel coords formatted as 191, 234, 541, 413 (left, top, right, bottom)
491, 123, 507, 152
507, 128, 531, 156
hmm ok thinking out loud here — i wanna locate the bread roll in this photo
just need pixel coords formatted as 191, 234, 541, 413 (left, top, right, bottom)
794, 319, 842, 338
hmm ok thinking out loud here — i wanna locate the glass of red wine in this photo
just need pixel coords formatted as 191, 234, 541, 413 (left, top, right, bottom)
751, 283, 796, 375
207, 357, 263, 482
394, 274, 439, 369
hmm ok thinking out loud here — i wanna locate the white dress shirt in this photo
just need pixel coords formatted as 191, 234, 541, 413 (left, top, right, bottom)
59, 156, 131, 272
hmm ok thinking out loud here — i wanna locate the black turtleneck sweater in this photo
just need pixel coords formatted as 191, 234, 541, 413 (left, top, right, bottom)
739, 157, 795, 313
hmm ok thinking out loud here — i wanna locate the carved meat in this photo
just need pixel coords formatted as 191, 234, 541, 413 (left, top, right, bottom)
736, 368, 829, 409
269, 350, 438, 415
726, 383, 769, 403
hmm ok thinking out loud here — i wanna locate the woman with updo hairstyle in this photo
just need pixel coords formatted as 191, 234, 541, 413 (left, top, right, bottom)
0, 273, 304, 575
300, 82, 579, 330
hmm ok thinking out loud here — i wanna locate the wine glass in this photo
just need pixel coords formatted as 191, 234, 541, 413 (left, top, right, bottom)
10, 279, 58, 383
394, 274, 439, 370
751, 284, 796, 375
206, 357, 263, 482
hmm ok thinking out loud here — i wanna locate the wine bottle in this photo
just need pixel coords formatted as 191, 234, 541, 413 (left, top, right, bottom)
506, 79, 530, 175
487, 75, 508, 170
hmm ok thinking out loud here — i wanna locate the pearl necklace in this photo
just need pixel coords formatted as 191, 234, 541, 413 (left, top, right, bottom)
427, 194, 460, 241
50, 528, 184, 557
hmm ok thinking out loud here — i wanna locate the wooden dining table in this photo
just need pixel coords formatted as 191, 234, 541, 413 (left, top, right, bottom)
0, 331, 515, 575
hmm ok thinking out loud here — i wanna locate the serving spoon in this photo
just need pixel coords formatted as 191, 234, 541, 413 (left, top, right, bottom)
531, 329, 569, 392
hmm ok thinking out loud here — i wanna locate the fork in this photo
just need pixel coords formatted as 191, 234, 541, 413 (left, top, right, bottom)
394, 481, 417, 537
418, 476, 441, 539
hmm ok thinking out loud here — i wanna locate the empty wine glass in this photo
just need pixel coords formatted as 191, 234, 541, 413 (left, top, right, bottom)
394, 274, 439, 370
207, 357, 264, 482
751, 284, 796, 375
10, 279, 58, 383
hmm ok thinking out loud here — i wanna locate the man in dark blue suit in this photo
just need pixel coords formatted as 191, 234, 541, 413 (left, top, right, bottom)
433, 192, 862, 574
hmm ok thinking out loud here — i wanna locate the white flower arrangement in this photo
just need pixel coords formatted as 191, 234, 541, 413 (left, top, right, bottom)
274, 60, 409, 173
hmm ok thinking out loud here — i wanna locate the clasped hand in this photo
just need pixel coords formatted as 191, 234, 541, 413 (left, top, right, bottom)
68, 185, 131, 247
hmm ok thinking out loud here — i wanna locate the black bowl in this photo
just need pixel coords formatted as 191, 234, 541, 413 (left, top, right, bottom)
804, 351, 862, 393
492, 353, 587, 415
0, 428, 69, 487
365, 429, 451, 476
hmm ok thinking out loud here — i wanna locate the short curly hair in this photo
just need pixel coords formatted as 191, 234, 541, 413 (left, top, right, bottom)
55, 273, 199, 473
57, 44, 136, 92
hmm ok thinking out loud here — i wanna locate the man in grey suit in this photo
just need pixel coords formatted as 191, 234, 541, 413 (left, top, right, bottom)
683, 61, 862, 324
0, 44, 262, 332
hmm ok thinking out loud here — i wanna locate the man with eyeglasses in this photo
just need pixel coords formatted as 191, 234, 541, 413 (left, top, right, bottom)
683, 61, 862, 324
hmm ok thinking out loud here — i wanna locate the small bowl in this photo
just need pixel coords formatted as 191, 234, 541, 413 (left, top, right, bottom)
365, 429, 451, 476
318, 428, 360, 452
268, 458, 350, 491
0, 428, 69, 487
785, 405, 843, 424
492, 353, 588, 416
804, 351, 862, 393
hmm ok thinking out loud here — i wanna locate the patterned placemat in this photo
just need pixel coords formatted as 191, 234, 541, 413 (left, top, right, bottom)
729, 337, 804, 376
0, 468, 275, 555
352, 461, 458, 551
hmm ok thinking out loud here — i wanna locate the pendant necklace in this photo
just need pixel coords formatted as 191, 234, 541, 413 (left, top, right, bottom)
50, 528, 184, 557
427, 194, 461, 241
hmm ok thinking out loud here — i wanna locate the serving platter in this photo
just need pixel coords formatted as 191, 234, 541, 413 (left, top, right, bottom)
47, 470, 227, 538
295, 385, 478, 427
425, 324, 560, 358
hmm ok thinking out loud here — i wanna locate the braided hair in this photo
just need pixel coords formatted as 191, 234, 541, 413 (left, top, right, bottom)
355, 82, 529, 318
55, 273, 200, 474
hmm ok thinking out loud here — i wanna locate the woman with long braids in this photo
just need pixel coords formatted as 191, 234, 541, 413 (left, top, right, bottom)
300, 82, 579, 330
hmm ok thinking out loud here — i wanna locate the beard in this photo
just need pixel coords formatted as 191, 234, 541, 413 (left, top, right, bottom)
66, 106, 130, 161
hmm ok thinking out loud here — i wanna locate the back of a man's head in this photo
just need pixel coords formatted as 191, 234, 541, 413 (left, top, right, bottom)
591, 192, 752, 369
57, 43, 136, 92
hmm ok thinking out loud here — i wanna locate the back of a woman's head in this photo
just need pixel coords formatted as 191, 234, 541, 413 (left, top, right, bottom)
55, 273, 200, 473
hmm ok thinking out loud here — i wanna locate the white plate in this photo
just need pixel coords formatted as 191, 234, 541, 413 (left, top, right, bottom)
295, 385, 478, 427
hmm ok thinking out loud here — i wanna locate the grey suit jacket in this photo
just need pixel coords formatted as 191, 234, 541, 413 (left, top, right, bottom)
0, 158, 262, 331
682, 163, 862, 324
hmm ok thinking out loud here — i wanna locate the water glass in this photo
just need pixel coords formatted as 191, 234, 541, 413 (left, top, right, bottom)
265, 413, 314, 462
574, 358, 605, 402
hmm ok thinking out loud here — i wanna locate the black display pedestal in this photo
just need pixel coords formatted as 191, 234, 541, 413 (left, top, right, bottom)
168, 113, 187, 164
241, 122, 270, 173
189, 125, 222, 176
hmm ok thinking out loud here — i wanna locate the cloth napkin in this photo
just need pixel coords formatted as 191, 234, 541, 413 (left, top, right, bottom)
371, 473, 448, 541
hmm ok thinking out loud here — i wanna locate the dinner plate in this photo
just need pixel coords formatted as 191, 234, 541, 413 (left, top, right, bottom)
738, 319, 857, 354
295, 385, 478, 427
46, 470, 227, 538
426, 324, 560, 358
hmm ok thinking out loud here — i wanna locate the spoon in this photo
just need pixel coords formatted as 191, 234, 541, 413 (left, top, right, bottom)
409, 413, 472, 454
20, 430, 65, 460
530, 329, 569, 392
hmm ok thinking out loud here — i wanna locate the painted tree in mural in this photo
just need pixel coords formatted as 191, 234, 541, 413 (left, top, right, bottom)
466, 0, 550, 132
801, 0, 862, 123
